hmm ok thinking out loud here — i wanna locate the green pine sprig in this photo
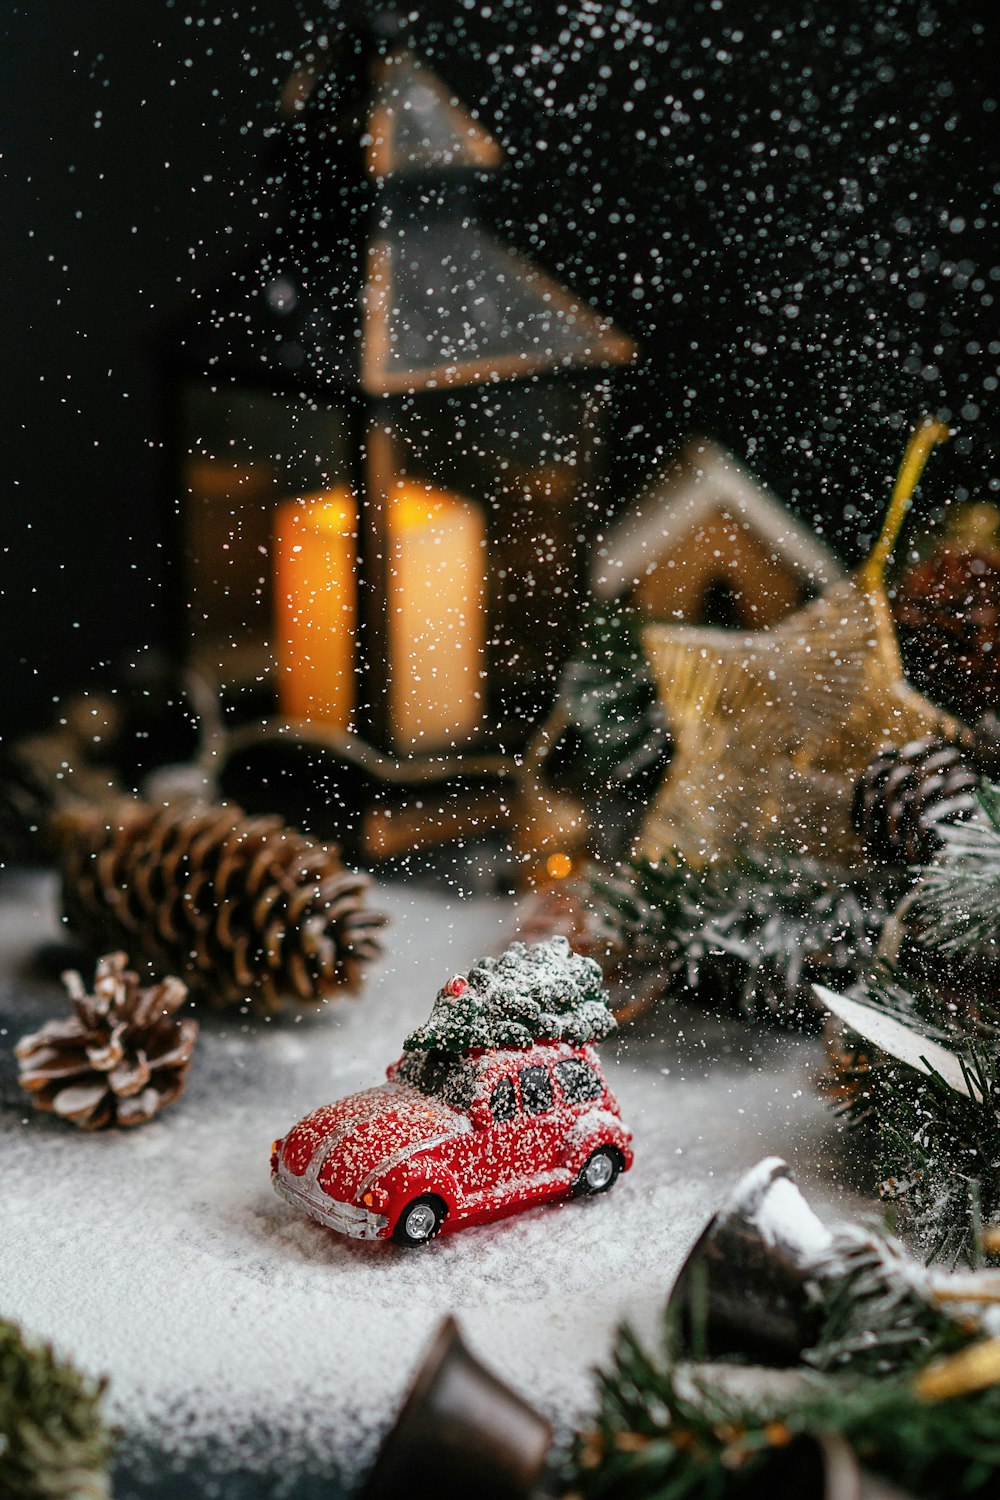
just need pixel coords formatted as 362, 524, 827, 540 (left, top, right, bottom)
841, 1035, 1000, 1267
827, 962, 1000, 1265
805, 1230, 967, 1374
569, 1321, 1000, 1500
587, 854, 895, 1026
0, 1317, 114, 1500
819, 785, 1000, 1267
910, 783, 1000, 958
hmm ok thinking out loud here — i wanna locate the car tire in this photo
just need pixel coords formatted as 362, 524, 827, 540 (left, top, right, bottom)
574, 1146, 622, 1197
393, 1194, 447, 1247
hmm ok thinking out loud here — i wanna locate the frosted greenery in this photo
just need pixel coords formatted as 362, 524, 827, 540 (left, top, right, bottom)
403, 935, 616, 1055
911, 782, 1000, 957
0, 1316, 113, 1500
548, 605, 672, 793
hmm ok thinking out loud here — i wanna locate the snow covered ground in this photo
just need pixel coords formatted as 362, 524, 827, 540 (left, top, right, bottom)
0, 871, 869, 1495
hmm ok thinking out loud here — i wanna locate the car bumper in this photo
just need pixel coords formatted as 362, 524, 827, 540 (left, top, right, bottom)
272, 1170, 390, 1241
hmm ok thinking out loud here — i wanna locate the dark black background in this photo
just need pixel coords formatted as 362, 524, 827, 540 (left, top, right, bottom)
3, 0, 997, 737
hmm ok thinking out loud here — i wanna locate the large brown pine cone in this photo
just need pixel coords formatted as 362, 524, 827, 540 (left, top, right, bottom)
852, 738, 979, 867
55, 802, 387, 1012
16, 952, 197, 1129
895, 546, 1000, 723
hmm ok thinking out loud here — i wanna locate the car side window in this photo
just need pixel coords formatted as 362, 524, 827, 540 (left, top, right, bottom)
554, 1059, 602, 1105
490, 1078, 517, 1123
519, 1065, 554, 1116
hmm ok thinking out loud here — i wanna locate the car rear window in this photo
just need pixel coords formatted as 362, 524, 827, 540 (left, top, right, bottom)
519, 1065, 554, 1115
554, 1058, 602, 1104
490, 1078, 517, 1122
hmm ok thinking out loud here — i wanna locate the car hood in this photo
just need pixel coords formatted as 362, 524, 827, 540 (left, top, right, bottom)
279, 1082, 464, 1199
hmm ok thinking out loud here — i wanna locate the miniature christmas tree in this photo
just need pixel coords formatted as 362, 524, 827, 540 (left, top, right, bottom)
403, 936, 616, 1055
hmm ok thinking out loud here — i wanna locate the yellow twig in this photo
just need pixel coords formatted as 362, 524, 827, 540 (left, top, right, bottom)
859, 417, 950, 596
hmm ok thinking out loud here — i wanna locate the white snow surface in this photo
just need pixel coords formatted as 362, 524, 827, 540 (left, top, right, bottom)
0, 873, 868, 1486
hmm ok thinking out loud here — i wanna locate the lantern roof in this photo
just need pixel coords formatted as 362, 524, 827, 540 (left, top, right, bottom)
168, 13, 638, 397
284, 39, 504, 178
367, 47, 504, 176
363, 215, 637, 393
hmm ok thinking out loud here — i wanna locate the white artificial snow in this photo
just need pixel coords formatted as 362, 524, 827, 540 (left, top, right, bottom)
0, 873, 868, 1488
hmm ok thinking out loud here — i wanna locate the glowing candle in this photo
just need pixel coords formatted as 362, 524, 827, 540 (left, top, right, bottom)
386, 482, 486, 752
274, 489, 357, 729
274, 482, 486, 752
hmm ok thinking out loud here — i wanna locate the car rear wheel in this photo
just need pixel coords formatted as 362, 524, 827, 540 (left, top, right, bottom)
574, 1147, 622, 1197
393, 1195, 447, 1247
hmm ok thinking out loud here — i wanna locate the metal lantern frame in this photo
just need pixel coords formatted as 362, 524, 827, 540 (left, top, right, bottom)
162, 12, 636, 848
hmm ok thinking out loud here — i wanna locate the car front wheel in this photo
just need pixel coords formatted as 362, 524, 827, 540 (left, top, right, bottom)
574, 1147, 622, 1197
393, 1194, 447, 1247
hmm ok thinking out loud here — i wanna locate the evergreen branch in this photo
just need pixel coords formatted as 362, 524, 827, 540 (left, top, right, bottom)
832, 1005, 1000, 1266
587, 855, 894, 1026
0, 1317, 114, 1500
806, 1231, 966, 1374
569, 1325, 1000, 1499
910, 784, 1000, 957
861, 962, 996, 1044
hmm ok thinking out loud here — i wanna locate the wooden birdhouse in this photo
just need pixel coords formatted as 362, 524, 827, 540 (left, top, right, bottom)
591, 438, 842, 628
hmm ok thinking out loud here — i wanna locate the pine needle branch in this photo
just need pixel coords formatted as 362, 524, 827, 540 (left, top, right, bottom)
910, 784, 1000, 957
570, 1307, 1000, 1499
830, 977, 1000, 1266
0, 1318, 114, 1500
587, 854, 894, 1026
806, 1230, 966, 1374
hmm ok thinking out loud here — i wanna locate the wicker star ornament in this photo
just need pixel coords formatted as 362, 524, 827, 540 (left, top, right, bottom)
638, 420, 967, 866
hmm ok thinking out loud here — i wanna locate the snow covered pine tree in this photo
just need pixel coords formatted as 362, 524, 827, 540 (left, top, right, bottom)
403, 935, 617, 1054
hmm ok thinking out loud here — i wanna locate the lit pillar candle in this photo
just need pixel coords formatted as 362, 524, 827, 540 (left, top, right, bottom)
386, 482, 486, 752
274, 482, 486, 752
274, 489, 357, 729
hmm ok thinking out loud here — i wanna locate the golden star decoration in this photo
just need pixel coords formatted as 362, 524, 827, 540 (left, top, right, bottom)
638, 420, 967, 866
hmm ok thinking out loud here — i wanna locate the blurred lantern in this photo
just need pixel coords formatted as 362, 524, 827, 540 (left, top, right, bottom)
362, 1315, 551, 1500
162, 8, 636, 814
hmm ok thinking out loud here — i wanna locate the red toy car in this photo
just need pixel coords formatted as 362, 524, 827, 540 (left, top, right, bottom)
271, 1039, 633, 1246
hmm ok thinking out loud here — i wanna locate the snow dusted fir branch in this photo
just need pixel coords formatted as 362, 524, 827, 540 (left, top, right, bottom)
569, 1332, 1000, 1500
585, 853, 894, 1025
826, 967, 1000, 1267
817, 792, 1000, 1265
909, 781, 1000, 957
802, 1229, 967, 1375
0, 1317, 114, 1500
